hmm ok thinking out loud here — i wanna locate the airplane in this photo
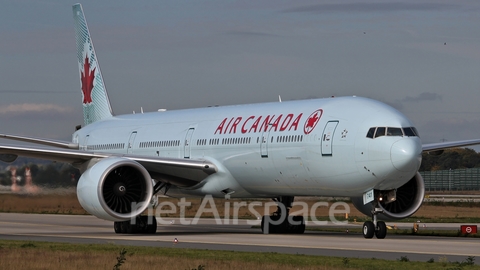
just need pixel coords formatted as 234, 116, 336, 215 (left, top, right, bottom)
2, 3, 480, 239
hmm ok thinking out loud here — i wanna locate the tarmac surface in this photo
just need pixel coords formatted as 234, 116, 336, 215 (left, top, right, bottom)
0, 213, 479, 263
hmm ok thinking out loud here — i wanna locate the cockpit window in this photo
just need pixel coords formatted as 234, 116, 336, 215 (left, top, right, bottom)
366, 127, 376, 139
366, 126, 419, 139
403, 127, 419, 137
387, 127, 403, 136
403, 127, 415, 136
374, 127, 386, 138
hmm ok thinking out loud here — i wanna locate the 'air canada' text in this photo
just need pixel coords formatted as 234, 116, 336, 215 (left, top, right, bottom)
214, 114, 304, 135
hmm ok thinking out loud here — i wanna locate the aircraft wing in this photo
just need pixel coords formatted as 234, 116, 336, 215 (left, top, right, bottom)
0, 133, 79, 149
0, 143, 217, 187
422, 139, 480, 152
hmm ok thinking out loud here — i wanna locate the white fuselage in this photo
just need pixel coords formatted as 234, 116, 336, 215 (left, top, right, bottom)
73, 96, 422, 198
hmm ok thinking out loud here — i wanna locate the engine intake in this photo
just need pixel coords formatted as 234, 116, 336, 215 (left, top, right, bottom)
352, 172, 425, 220
77, 157, 153, 221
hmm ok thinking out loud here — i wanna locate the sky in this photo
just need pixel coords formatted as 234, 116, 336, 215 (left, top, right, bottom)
1, 0, 480, 149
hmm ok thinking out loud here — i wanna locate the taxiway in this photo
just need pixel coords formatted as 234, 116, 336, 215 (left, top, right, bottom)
0, 213, 478, 263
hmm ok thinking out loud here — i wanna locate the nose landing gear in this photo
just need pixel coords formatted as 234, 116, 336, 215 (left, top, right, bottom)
363, 203, 387, 239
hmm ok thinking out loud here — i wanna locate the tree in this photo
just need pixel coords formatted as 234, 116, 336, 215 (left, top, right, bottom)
420, 148, 480, 171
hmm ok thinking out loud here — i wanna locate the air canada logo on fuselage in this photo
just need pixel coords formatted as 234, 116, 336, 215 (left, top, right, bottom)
213, 109, 323, 135
214, 114, 304, 135
304, 109, 323, 134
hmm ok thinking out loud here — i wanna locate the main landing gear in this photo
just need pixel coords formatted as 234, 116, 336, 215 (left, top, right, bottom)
113, 181, 169, 234
261, 196, 306, 234
362, 202, 387, 239
114, 216, 157, 234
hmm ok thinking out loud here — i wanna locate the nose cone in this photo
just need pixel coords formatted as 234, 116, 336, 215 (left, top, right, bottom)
390, 139, 422, 172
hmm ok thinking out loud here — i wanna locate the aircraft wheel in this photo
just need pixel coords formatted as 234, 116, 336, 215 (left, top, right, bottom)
261, 215, 274, 234
363, 221, 375, 239
146, 216, 157, 234
119, 221, 128, 234
375, 221, 387, 239
114, 221, 122, 234
291, 216, 305, 234
125, 222, 137, 234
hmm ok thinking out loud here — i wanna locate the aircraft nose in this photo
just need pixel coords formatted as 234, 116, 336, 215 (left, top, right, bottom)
390, 139, 422, 172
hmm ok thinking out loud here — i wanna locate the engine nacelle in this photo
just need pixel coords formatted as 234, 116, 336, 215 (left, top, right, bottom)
352, 172, 425, 220
77, 157, 153, 221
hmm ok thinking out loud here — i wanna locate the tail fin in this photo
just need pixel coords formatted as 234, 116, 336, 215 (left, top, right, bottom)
73, 4, 113, 126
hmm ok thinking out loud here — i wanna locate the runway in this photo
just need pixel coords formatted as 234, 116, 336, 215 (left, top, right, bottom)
0, 213, 479, 263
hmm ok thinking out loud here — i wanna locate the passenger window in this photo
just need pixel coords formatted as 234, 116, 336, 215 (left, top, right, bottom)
387, 127, 403, 136
366, 127, 376, 138
375, 127, 386, 138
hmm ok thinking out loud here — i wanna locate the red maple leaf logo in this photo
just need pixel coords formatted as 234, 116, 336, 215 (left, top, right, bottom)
306, 113, 319, 128
81, 55, 96, 104
304, 109, 323, 134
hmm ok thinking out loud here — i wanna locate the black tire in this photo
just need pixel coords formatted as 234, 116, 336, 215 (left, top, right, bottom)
125, 222, 137, 234
363, 221, 375, 239
298, 224, 306, 234
137, 216, 147, 233
375, 221, 387, 239
120, 221, 128, 234
262, 215, 277, 234
114, 221, 122, 234
146, 216, 157, 234
291, 216, 305, 234
270, 215, 285, 234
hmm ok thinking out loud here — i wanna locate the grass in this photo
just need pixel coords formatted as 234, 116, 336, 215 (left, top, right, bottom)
0, 193, 87, 215
0, 240, 478, 270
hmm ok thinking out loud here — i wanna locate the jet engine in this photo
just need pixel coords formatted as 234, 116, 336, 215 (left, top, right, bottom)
77, 157, 153, 221
352, 172, 425, 220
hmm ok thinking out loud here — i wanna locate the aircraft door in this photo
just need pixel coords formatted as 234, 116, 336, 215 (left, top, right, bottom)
260, 125, 271, 158
83, 135, 90, 151
321, 121, 339, 156
184, 128, 195, 158
127, 131, 137, 154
